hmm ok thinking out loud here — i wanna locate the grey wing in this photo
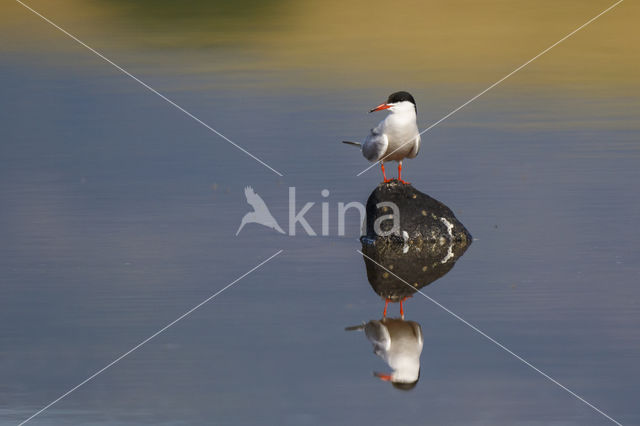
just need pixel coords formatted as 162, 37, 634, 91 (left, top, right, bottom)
362, 126, 388, 162
365, 320, 391, 354
407, 134, 421, 159
409, 321, 423, 350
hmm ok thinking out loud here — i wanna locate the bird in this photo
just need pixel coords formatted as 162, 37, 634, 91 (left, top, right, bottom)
346, 318, 423, 390
235, 186, 285, 236
343, 91, 420, 184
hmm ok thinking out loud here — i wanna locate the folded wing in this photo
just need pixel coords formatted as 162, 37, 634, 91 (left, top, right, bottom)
365, 320, 391, 354
362, 125, 388, 162
407, 134, 421, 159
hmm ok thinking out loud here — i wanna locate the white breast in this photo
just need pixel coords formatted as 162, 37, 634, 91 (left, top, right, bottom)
381, 112, 420, 161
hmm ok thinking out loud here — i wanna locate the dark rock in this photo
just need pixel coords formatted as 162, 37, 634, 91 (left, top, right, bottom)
361, 238, 470, 301
361, 180, 471, 246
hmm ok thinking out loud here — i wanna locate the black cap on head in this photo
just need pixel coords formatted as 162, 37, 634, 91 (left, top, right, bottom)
391, 380, 419, 391
390, 369, 420, 391
387, 91, 416, 112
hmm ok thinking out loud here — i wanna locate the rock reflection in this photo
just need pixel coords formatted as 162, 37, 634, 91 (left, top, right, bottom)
361, 239, 470, 309
347, 238, 470, 389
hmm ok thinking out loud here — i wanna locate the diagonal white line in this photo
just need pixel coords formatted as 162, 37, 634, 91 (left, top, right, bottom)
357, 249, 622, 425
14, 0, 284, 177
18, 250, 284, 426
356, 0, 624, 176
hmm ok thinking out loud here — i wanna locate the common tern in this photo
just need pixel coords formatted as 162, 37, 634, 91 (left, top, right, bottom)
347, 318, 423, 389
344, 91, 420, 184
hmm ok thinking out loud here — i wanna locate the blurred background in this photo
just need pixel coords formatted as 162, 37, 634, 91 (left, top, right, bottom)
1, 1, 639, 425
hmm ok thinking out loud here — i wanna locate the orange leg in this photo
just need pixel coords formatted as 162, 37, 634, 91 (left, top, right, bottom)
400, 296, 412, 318
381, 162, 390, 183
383, 299, 390, 317
398, 161, 410, 185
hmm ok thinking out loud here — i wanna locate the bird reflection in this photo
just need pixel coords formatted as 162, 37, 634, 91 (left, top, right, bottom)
347, 318, 422, 390
347, 238, 470, 389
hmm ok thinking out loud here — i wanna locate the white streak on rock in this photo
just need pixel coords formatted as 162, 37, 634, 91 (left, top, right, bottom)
440, 217, 454, 239
441, 244, 454, 264
402, 230, 410, 253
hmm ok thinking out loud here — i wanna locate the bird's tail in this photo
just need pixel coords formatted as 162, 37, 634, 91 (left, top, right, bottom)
342, 140, 362, 147
345, 323, 365, 331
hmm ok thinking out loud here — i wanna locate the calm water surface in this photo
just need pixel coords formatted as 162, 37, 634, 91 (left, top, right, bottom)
1, 1, 639, 425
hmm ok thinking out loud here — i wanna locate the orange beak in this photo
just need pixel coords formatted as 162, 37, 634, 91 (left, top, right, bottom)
369, 103, 391, 113
374, 372, 392, 381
